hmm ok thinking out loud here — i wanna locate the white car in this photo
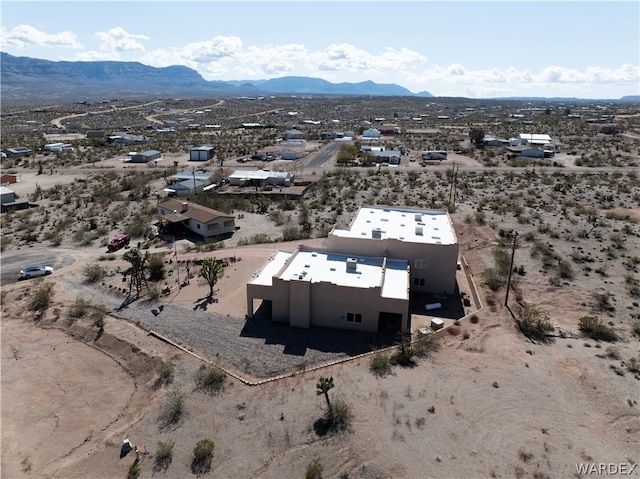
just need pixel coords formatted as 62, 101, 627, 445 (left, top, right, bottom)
19, 265, 54, 280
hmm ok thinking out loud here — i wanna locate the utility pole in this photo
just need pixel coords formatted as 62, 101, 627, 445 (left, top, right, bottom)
504, 231, 518, 306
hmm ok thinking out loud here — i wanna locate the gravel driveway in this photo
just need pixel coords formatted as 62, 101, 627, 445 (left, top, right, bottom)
59, 275, 395, 381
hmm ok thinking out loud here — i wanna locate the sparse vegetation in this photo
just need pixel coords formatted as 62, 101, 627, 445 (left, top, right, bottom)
194, 364, 226, 394
517, 304, 555, 342
191, 438, 215, 475
154, 440, 175, 472
28, 280, 54, 313
160, 389, 185, 427
578, 316, 618, 342
305, 458, 324, 479
83, 263, 107, 283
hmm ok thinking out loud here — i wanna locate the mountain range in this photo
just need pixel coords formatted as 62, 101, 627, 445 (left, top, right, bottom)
1, 52, 638, 104
0, 52, 432, 103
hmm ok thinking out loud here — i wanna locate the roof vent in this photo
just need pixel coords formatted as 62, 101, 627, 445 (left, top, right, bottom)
372, 228, 382, 239
415, 213, 421, 221
416, 226, 424, 236
346, 257, 357, 272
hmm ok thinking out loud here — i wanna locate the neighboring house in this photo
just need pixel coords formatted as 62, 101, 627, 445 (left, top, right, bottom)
280, 150, 300, 161
516, 133, 554, 158
189, 145, 215, 161
128, 150, 162, 163
2, 147, 32, 158
167, 169, 215, 186
505, 146, 544, 159
0, 186, 28, 212
247, 205, 460, 333
379, 124, 401, 135
371, 150, 401, 165
280, 129, 305, 140
362, 128, 381, 139
247, 248, 410, 333
108, 135, 149, 145
158, 199, 235, 238
44, 142, 74, 152
164, 179, 205, 197
228, 169, 293, 187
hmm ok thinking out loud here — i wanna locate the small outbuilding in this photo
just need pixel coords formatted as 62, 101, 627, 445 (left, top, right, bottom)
189, 145, 215, 162
128, 150, 162, 163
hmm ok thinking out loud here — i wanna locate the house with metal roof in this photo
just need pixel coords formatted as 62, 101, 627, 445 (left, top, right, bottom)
2, 147, 32, 158
157, 199, 235, 238
128, 150, 162, 163
228, 169, 293, 187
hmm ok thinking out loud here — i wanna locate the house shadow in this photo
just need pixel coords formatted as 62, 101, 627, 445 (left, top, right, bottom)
240, 304, 397, 358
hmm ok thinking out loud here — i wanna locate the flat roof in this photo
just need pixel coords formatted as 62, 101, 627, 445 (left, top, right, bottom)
331, 206, 457, 245
250, 249, 409, 299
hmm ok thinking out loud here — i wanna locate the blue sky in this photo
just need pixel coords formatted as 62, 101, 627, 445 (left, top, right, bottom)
1, 1, 639, 99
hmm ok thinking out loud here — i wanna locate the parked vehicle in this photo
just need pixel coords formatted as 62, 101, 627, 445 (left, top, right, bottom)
19, 265, 53, 280
107, 233, 131, 252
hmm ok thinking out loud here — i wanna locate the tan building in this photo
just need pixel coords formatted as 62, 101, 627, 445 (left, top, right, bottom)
327, 205, 459, 295
158, 199, 235, 238
247, 205, 459, 333
247, 247, 410, 333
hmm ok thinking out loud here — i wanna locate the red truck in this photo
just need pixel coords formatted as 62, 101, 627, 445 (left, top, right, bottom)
107, 234, 130, 252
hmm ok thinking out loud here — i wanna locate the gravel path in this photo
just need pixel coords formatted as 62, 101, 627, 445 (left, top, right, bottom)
60, 276, 394, 380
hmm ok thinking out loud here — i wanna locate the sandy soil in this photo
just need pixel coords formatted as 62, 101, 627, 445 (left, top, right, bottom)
2, 164, 640, 479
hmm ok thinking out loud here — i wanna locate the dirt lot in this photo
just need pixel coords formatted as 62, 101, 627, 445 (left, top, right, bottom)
2, 150, 640, 478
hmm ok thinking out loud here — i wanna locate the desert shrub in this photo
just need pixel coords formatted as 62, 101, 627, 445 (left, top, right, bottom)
370, 351, 392, 377
154, 440, 174, 472
29, 280, 54, 312
306, 458, 324, 479
0, 290, 7, 305
592, 291, 615, 312
390, 341, 416, 367
483, 267, 506, 291
156, 361, 175, 387
605, 346, 621, 360
191, 439, 215, 475
194, 364, 226, 394
147, 254, 165, 281
518, 304, 554, 342
90, 304, 107, 330
69, 297, 91, 318
127, 460, 141, 479
160, 389, 185, 427
83, 263, 106, 283
626, 357, 640, 373
632, 321, 640, 337
328, 398, 353, 433
578, 316, 618, 342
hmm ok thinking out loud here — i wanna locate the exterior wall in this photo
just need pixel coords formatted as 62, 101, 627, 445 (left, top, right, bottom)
261, 277, 407, 333
1, 191, 16, 204
193, 218, 235, 237
0, 175, 18, 184
326, 235, 459, 295
309, 281, 383, 332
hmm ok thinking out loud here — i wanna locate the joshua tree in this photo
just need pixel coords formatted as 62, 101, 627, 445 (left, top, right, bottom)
199, 257, 224, 299
316, 376, 334, 412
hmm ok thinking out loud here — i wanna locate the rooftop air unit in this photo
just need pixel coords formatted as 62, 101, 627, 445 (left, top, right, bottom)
372, 228, 382, 239
181, 202, 188, 212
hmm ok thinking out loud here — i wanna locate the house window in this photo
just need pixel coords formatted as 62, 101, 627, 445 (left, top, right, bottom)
224, 220, 234, 227
346, 312, 363, 324
196, 223, 200, 229
413, 277, 426, 287
415, 259, 428, 270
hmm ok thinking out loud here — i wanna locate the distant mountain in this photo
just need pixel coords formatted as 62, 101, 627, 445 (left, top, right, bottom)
0, 53, 433, 103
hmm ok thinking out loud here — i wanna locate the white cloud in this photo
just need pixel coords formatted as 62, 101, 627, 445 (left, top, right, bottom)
0, 24, 82, 49
95, 27, 148, 53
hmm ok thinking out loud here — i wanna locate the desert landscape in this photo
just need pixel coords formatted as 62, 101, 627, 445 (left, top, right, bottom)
1, 96, 639, 479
